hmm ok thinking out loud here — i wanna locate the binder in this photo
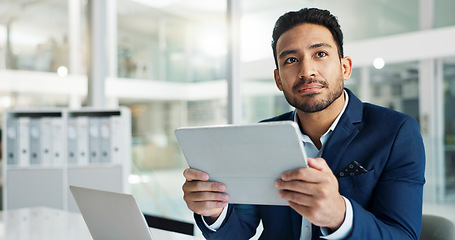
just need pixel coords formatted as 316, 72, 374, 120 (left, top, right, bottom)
40, 117, 53, 166
29, 117, 41, 165
6, 116, 18, 165
110, 115, 123, 164
18, 117, 31, 166
89, 117, 101, 163
100, 116, 111, 163
51, 117, 64, 166
77, 116, 89, 165
67, 117, 78, 165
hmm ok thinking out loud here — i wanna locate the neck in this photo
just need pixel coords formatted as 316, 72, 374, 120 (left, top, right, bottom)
296, 93, 346, 148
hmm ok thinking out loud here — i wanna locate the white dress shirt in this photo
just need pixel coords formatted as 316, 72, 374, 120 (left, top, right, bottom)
295, 90, 353, 239
203, 90, 353, 239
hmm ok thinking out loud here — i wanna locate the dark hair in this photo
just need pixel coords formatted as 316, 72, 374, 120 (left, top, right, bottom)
271, 8, 344, 68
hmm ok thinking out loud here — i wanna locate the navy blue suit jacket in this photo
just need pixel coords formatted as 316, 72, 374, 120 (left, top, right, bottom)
195, 89, 425, 239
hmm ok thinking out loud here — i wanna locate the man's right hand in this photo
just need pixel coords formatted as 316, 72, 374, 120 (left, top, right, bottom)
182, 168, 229, 224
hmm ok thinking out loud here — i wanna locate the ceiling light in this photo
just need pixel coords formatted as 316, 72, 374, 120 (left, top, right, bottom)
373, 58, 385, 69
57, 66, 68, 77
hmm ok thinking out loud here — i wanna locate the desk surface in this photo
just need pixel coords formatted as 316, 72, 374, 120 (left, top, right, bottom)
0, 207, 203, 240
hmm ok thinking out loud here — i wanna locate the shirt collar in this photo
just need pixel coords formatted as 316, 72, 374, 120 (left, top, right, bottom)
293, 89, 349, 141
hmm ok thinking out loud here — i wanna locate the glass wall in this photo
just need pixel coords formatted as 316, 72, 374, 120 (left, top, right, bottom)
0, 0, 89, 111
443, 58, 455, 199
115, 0, 228, 224
116, 0, 227, 82
0, 0, 71, 73
242, 86, 290, 124
435, 0, 455, 28
345, 69, 360, 97
368, 61, 420, 120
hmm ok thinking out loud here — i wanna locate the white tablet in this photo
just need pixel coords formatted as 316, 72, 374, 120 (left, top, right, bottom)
175, 121, 308, 206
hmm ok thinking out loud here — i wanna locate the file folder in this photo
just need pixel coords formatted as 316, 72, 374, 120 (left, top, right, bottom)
100, 117, 111, 163
77, 116, 89, 165
52, 117, 64, 166
6, 116, 18, 165
67, 117, 78, 165
29, 117, 41, 165
110, 115, 123, 164
40, 117, 53, 166
18, 117, 31, 166
89, 117, 101, 163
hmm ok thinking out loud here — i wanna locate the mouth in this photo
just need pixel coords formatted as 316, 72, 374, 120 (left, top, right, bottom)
296, 83, 325, 94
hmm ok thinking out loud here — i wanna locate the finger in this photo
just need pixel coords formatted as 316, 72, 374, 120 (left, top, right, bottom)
275, 179, 316, 194
281, 158, 334, 182
187, 201, 228, 217
183, 168, 209, 181
185, 191, 229, 203
183, 180, 226, 193
279, 190, 312, 206
288, 195, 346, 229
288, 201, 313, 218
308, 158, 331, 173
280, 167, 321, 183
190, 201, 228, 210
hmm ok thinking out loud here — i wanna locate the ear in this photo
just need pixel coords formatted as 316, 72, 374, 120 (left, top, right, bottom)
341, 56, 352, 80
274, 69, 283, 91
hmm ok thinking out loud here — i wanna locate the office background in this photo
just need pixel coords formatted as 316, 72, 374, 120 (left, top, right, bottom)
0, 0, 455, 230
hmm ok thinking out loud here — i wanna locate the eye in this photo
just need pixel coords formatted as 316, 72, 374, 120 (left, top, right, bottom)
315, 51, 327, 58
284, 57, 298, 65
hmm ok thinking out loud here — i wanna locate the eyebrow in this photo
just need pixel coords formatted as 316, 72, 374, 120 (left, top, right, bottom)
310, 42, 333, 49
278, 42, 333, 59
278, 50, 298, 59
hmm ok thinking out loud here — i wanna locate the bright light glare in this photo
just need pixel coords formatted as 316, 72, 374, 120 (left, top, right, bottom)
57, 66, 69, 77
128, 174, 141, 184
0, 96, 12, 108
373, 58, 385, 69
198, 28, 227, 57
240, 16, 272, 62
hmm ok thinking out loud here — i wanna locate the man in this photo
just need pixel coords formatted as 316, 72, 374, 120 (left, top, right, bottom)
182, 8, 425, 239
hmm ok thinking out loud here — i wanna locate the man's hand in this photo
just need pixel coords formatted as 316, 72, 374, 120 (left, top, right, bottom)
182, 168, 229, 224
275, 158, 346, 231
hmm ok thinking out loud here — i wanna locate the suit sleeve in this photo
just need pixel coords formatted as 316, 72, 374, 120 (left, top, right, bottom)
346, 117, 425, 239
194, 204, 261, 240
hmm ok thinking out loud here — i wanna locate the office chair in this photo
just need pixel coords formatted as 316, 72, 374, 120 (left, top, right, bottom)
420, 214, 455, 240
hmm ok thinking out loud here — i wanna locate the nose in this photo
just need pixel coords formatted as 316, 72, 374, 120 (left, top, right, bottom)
298, 59, 317, 79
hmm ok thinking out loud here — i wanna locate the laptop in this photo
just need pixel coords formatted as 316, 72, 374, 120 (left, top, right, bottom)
69, 185, 153, 240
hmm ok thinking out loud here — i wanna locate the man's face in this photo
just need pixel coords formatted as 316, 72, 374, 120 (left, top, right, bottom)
274, 23, 352, 113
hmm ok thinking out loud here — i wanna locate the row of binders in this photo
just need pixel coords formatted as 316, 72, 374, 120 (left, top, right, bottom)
5, 110, 127, 167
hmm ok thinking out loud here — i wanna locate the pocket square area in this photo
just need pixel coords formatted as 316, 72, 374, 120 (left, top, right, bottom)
338, 160, 368, 177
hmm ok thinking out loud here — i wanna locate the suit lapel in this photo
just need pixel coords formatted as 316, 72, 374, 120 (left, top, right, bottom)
322, 89, 363, 174
281, 89, 363, 239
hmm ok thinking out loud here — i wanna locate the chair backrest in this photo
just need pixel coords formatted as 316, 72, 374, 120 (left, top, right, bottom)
420, 214, 455, 240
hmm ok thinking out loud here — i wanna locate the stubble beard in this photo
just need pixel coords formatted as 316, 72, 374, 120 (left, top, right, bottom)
283, 79, 344, 113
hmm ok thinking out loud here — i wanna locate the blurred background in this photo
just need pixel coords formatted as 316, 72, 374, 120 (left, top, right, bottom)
0, 0, 454, 230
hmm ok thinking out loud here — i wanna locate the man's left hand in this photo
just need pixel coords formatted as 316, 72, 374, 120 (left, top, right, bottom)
275, 157, 346, 231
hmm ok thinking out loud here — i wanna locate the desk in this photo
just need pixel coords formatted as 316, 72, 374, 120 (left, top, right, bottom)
0, 207, 203, 240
